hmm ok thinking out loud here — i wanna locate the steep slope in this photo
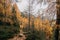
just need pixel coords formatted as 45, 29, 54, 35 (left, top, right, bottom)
0, 0, 20, 40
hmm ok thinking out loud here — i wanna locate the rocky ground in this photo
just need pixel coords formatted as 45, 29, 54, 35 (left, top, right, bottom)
8, 30, 26, 40
8, 34, 26, 40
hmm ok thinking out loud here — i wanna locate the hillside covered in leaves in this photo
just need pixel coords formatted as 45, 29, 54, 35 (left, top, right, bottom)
0, 0, 20, 40
0, 0, 57, 40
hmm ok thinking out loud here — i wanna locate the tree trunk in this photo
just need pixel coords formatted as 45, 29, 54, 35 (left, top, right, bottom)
55, 0, 60, 40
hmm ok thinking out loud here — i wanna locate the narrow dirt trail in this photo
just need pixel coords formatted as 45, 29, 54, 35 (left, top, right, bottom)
8, 30, 26, 40
8, 35, 26, 40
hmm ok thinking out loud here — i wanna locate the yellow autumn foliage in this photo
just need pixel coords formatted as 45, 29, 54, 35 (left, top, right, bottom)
3, 1, 55, 38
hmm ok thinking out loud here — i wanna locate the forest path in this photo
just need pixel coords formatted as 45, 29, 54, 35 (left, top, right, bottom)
8, 30, 26, 40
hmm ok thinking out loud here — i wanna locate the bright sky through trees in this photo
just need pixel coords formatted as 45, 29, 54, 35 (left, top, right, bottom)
12, 0, 56, 20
